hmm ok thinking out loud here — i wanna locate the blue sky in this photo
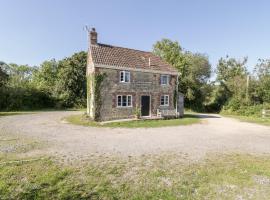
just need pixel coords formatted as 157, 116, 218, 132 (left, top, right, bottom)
1, 0, 270, 72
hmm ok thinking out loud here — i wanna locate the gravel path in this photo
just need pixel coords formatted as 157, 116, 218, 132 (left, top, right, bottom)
1, 111, 270, 160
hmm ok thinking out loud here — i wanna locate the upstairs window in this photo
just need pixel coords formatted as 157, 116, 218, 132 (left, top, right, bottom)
117, 95, 132, 107
160, 95, 169, 106
120, 71, 130, 83
161, 75, 169, 85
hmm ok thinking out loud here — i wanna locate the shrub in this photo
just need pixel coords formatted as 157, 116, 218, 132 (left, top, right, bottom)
222, 103, 270, 117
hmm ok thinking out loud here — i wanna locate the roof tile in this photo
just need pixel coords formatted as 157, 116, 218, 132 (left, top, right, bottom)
90, 43, 178, 74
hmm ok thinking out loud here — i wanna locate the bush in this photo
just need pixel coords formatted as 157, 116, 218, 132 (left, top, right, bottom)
222, 103, 270, 117
0, 86, 55, 111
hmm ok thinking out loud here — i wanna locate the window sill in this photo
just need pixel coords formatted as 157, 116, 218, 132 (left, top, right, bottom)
116, 106, 133, 108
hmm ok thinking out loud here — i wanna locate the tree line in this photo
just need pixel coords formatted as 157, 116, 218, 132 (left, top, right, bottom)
0, 51, 87, 110
1, 39, 270, 116
153, 39, 270, 116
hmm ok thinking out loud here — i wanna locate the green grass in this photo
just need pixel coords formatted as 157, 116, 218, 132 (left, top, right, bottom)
1, 153, 270, 199
0, 108, 86, 117
0, 111, 36, 117
64, 114, 201, 128
1, 130, 270, 199
222, 114, 270, 126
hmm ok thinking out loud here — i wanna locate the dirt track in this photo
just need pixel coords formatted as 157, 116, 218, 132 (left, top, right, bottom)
1, 111, 270, 160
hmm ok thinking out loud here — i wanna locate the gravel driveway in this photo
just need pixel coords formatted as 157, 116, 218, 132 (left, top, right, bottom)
1, 111, 270, 160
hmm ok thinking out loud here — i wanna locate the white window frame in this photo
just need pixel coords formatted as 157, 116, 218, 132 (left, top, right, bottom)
160, 75, 169, 85
160, 95, 169, 106
117, 95, 132, 107
120, 71, 130, 83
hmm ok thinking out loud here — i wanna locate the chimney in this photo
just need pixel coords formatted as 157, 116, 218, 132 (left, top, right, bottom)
90, 28, 97, 45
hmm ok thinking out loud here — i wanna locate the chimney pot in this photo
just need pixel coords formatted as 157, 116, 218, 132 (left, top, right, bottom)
90, 28, 97, 45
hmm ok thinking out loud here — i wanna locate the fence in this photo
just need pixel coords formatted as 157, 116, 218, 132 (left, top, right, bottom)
262, 109, 270, 118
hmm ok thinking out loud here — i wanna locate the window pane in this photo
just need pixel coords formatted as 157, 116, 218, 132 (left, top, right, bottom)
161, 75, 168, 85
122, 96, 127, 106
117, 96, 122, 106
165, 96, 169, 105
127, 96, 131, 106
161, 96, 165, 105
120, 72, 124, 82
125, 72, 130, 82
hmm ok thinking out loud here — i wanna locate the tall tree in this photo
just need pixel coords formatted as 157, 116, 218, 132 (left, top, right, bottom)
213, 56, 249, 111
32, 59, 58, 96
180, 52, 211, 105
216, 56, 248, 83
0, 61, 9, 87
153, 39, 212, 111
55, 51, 87, 108
5, 63, 37, 88
153, 39, 184, 68
253, 59, 270, 103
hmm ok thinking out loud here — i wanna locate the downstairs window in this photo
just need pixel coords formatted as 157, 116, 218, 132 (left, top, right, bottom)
160, 95, 169, 106
117, 95, 132, 107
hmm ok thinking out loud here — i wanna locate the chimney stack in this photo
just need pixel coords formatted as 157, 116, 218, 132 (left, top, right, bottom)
90, 28, 97, 45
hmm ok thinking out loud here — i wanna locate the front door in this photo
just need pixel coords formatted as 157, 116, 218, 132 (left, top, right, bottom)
141, 96, 150, 116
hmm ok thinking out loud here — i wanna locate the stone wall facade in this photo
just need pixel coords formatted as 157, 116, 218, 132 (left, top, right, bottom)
94, 67, 177, 121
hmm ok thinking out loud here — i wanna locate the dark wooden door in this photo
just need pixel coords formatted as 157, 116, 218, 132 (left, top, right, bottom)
141, 96, 150, 116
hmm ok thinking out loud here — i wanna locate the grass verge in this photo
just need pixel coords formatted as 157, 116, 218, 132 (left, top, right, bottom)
0, 111, 36, 117
1, 153, 270, 199
0, 108, 86, 117
64, 114, 200, 128
222, 114, 270, 126
1, 129, 270, 199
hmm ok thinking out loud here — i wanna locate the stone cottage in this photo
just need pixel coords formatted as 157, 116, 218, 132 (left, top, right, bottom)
86, 28, 183, 121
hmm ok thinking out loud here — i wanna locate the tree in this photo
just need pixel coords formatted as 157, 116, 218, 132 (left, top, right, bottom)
5, 63, 37, 88
153, 39, 212, 111
180, 52, 211, 108
0, 61, 9, 87
213, 56, 249, 111
0, 62, 54, 111
32, 59, 58, 96
0, 51, 88, 111
253, 59, 270, 103
216, 56, 248, 83
54, 51, 87, 108
153, 39, 184, 68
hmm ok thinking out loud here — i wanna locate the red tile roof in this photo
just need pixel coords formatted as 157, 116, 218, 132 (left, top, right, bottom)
90, 43, 178, 74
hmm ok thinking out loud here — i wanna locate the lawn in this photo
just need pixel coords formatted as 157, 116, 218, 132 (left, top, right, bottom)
223, 114, 270, 126
1, 153, 270, 199
0, 109, 84, 117
64, 114, 200, 128
0, 111, 36, 117
1, 127, 270, 199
